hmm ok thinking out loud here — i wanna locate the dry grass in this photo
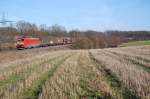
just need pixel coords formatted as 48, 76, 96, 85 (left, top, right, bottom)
0, 50, 70, 99
0, 46, 149, 99
90, 47, 150, 99
39, 51, 123, 99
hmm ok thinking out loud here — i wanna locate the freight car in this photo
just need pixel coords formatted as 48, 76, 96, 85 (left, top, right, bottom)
40, 37, 64, 47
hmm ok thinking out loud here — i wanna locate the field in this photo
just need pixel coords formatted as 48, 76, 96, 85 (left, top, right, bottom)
0, 46, 150, 99
120, 40, 150, 47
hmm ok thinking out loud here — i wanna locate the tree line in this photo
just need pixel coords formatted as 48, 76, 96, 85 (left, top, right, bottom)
106, 31, 150, 42
0, 21, 150, 49
70, 30, 121, 49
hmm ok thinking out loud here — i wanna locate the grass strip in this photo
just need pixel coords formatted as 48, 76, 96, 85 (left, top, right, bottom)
77, 55, 111, 99
88, 51, 139, 99
22, 54, 73, 99
79, 79, 108, 99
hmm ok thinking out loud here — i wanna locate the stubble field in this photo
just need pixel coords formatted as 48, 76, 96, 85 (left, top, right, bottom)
0, 46, 150, 99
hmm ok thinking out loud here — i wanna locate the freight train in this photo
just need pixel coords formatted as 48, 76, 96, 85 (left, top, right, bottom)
16, 37, 72, 49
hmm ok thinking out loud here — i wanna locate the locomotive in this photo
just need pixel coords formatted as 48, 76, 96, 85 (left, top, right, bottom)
16, 37, 72, 49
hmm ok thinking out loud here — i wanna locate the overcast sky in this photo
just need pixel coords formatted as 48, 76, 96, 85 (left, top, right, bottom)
0, 0, 150, 31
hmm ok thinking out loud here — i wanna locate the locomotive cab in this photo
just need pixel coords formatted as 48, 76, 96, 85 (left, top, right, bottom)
16, 38, 25, 49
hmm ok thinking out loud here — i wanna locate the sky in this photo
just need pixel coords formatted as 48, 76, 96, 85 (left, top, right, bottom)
0, 0, 150, 31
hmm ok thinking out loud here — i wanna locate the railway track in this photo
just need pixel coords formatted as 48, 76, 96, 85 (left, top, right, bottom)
0, 44, 71, 52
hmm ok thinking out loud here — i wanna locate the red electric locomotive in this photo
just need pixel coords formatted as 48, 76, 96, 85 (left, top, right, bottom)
16, 37, 41, 49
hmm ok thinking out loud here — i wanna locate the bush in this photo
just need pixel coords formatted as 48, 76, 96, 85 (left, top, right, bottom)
72, 37, 94, 49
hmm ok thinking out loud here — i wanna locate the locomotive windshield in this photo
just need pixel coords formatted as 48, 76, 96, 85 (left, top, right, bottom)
17, 38, 24, 42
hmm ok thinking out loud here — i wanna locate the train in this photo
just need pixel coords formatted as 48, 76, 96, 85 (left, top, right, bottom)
15, 37, 72, 49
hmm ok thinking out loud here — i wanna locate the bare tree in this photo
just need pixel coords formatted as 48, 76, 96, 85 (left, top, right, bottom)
16, 21, 36, 37
48, 24, 67, 37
